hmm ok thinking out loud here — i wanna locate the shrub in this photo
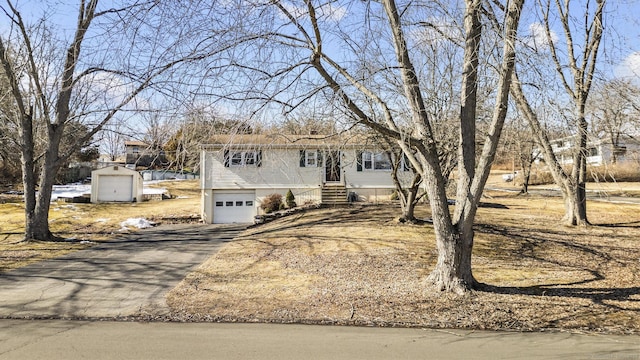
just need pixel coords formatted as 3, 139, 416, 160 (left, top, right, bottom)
260, 193, 283, 214
285, 189, 296, 208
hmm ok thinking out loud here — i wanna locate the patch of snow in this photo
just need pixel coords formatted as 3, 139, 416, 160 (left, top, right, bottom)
50, 184, 90, 201
143, 187, 167, 195
119, 218, 155, 231
95, 218, 109, 223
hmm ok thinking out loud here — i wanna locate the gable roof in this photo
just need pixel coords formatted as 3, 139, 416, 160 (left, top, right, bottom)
201, 133, 385, 150
124, 140, 148, 147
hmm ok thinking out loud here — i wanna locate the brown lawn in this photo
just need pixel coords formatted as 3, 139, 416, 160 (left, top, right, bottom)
0, 180, 200, 272
167, 193, 640, 334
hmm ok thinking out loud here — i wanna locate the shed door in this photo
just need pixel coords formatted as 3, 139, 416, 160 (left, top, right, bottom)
98, 175, 133, 202
213, 191, 256, 224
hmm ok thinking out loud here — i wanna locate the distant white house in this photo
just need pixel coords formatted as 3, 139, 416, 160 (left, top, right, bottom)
538, 135, 640, 167
199, 134, 414, 224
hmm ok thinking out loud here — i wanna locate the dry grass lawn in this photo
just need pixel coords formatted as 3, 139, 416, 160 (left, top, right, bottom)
0, 180, 200, 272
168, 192, 640, 334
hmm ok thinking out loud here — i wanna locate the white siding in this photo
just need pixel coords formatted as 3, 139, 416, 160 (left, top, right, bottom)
203, 148, 323, 189
342, 150, 413, 189
91, 166, 143, 203
201, 146, 419, 220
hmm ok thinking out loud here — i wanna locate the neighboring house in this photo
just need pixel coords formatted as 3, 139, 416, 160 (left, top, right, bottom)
541, 135, 640, 166
96, 153, 126, 169
124, 140, 167, 168
200, 134, 414, 224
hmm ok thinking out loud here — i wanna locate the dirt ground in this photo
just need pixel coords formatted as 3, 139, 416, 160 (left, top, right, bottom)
167, 193, 640, 334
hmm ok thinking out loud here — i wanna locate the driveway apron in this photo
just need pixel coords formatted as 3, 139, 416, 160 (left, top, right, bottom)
0, 224, 245, 319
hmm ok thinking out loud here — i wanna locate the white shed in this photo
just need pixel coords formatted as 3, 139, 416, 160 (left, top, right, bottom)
91, 166, 144, 203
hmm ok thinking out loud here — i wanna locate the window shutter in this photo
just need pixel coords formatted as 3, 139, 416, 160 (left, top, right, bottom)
300, 150, 306, 167
223, 150, 230, 167
317, 151, 323, 167
256, 150, 262, 167
356, 151, 363, 172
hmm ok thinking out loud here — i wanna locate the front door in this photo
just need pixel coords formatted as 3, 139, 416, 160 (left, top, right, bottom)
324, 151, 341, 183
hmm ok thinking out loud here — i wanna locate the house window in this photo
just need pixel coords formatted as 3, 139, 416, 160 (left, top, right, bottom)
613, 146, 627, 156
299, 150, 321, 167
587, 147, 599, 157
245, 151, 256, 165
306, 151, 317, 167
361, 151, 392, 171
230, 152, 243, 166
226, 150, 261, 167
132, 146, 140, 154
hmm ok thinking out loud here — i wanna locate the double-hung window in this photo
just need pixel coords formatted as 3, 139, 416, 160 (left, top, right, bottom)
300, 150, 321, 167
305, 150, 317, 167
360, 151, 392, 171
225, 150, 261, 167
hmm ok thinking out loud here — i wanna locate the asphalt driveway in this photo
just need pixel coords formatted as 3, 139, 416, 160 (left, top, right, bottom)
0, 224, 246, 319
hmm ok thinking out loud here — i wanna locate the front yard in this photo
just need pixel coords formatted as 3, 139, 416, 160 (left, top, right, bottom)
2, 180, 639, 334
167, 193, 640, 334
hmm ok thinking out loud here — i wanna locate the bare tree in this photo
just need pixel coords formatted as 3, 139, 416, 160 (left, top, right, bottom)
501, 115, 539, 193
511, 0, 605, 226
588, 78, 640, 163
0, 1, 205, 241
99, 118, 129, 162
201, 0, 524, 293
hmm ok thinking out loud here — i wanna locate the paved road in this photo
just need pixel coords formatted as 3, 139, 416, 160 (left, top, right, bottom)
0, 224, 246, 319
1, 320, 639, 360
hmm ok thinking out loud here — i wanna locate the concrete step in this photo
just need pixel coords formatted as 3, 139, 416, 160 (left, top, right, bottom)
321, 185, 349, 205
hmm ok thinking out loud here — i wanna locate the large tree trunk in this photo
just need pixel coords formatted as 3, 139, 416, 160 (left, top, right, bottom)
28, 162, 60, 241
426, 190, 476, 294
20, 113, 38, 241
562, 190, 588, 226
427, 226, 475, 294
562, 170, 589, 226
25, 124, 65, 241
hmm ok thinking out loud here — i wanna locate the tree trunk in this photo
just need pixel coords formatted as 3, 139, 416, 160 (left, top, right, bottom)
29, 163, 59, 241
427, 220, 476, 294
20, 113, 38, 241
562, 182, 588, 226
24, 124, 65, 241
400, 185, 419, 222
520, 163, 531, 194
422, 161, 477, 294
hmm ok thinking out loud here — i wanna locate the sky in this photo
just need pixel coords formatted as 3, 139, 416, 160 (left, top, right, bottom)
4, 1, 638, 76
2, 0, 639, 135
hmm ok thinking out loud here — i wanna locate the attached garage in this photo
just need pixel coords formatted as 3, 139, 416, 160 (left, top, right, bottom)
212, 190, 256, 224
91, 166, 143, 203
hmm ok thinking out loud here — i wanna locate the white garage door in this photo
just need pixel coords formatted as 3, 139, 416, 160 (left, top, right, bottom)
213, 191, 256, 224
98, 175, 133, 202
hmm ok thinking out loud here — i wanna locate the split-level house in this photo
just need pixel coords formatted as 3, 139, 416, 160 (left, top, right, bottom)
200, 134, 415, 223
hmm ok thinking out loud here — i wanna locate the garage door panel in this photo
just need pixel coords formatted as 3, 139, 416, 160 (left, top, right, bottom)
213, 192, 256, 224
98, 175, 133, 202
